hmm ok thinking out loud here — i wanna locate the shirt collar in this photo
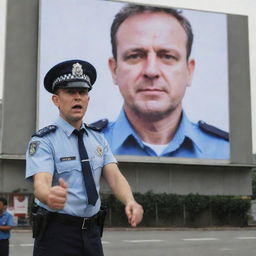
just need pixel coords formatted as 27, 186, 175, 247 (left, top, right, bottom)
167, 111, 203, 153
110, 109, 204, 153
55, 116, 87, 137
110, 109, 143, 151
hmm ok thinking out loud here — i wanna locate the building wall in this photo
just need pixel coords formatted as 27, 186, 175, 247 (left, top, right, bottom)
101, 163, 252, 195
1, 0, 38, 156
0, 159, 32, 193
0, 158, 252, 196
0, 0, 7, 100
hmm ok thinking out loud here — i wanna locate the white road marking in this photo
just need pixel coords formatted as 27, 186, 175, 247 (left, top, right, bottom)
219, 248, 234, 251
123, 239, 163, 243
236, 237, 256, 240
20, 244, 34, 247
183, 238, 219, 241
102, 241, 110, 244
10, 244, 34, 247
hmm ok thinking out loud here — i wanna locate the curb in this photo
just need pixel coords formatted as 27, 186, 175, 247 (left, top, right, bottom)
12, 226, 256, 233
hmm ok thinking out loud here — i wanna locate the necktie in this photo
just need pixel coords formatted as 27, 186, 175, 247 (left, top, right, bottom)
73, 129, 98, 206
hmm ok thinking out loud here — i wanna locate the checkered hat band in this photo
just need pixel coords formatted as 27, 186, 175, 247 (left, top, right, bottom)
52, 73, 91, 89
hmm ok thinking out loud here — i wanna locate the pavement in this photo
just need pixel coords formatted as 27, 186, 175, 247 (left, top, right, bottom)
9, 227, 256, 256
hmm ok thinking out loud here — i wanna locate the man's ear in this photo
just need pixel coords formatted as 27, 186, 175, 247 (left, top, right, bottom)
187, 59, 195, 87
108, 57, 118, 85
52, 94, 60, 107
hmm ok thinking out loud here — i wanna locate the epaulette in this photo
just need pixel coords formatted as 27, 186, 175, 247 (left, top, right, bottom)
86, 119, 109, 132
198, 121, 229, 141
32, 125, 57, 137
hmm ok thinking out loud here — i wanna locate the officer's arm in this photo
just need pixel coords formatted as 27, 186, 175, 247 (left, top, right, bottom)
0, 225, 12, 231
102, 163, 143, 227
33, 172, 68, 210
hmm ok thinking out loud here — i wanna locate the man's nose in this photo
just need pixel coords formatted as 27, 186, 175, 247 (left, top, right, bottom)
143, 54, 160, 79
74, 91, 82, 99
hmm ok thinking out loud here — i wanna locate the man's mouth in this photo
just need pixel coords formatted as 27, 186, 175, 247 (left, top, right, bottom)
139, 88, 163, 91
137, 88, 166, 93
72, 104, 83, 110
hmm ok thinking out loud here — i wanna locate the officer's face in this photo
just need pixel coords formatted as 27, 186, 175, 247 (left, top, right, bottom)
52, 88, 89, 126
0, 202, 6, 215
109, 12, 195, 120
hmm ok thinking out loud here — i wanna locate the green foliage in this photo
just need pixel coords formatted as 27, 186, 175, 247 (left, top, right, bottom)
210, 195, 251, 225
183, 194, 209, 220
101, 192, 251, 227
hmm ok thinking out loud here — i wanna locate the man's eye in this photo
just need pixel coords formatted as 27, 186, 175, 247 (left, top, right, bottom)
79, 90, 87, 95
125, 53, 144, 60
159, 53, 177, 60
67, 89, 75, 94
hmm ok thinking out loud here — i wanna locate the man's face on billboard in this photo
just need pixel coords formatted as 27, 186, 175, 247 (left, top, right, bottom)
109, 12, 195, 120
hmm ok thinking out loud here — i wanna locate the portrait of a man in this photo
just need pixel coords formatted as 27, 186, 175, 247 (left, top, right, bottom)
39, 0, 230, 160
99, 4, 229, 158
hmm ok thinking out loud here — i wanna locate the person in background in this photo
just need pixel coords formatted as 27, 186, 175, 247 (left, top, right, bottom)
26, 59, 143, 256
101, 4, 229, 159
0, 197, 15, 256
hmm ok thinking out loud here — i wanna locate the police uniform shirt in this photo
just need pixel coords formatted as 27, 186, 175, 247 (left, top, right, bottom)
0, 211, 14, 240
26, 117, 117, 217
103, 109, 230, 159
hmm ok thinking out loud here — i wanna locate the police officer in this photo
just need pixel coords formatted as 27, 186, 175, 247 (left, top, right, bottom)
26, 59, 143, 256
0, 197, 15, 256
102, 4, 229, 158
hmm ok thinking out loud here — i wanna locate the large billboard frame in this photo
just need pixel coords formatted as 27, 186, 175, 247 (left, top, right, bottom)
36, 0, 252, 165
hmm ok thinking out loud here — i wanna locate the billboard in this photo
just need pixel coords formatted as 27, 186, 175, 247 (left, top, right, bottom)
38, 0, 230, 161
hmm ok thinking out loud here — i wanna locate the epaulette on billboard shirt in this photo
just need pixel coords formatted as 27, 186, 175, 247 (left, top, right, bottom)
198, 121, 229, 141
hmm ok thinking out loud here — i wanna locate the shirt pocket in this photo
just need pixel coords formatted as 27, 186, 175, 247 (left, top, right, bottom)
55, 160, 81, 185
90, 156, 104, 171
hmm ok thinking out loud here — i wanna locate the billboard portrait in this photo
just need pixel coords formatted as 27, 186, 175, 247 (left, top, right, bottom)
38, 0, 229, 160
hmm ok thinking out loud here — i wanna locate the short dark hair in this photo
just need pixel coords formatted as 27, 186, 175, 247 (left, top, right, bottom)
0, 197, 7, 206
110, 4, 193, 60
53, 87, 60, 95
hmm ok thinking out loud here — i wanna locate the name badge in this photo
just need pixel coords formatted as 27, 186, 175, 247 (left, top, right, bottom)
60, 156, 76, 162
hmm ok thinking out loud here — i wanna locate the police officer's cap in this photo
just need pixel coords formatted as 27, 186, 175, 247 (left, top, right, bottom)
44, 59, 97, 93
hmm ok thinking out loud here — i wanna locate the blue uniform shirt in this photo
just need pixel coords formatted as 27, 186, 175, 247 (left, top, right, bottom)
103, 109, 230, 159
26, 117, 117, 217
0, 211, 14, 240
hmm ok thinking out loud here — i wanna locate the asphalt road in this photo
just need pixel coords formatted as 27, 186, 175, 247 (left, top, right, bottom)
9, 228, 256, 256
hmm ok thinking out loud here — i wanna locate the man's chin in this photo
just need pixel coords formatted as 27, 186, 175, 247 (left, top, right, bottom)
133, 109, 164, 121
66, 115, 84, 123
132, 105, 175, 121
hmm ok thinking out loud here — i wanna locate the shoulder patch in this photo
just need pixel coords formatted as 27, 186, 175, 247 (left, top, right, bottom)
86, 119, 109, 132
29, 141, 40, 155
198, 121, 229, 141
32, 125, 57, 137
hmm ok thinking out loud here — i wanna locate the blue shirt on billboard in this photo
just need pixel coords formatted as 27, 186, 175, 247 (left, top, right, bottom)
103, 109, 229, 159
0, 211, 15, 240
26, 117, 117, 217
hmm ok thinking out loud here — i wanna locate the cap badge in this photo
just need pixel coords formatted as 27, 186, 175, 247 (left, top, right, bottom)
72, 63, 83, 77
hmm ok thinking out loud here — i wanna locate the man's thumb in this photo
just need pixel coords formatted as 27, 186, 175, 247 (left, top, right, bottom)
59, 178, 68, 189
